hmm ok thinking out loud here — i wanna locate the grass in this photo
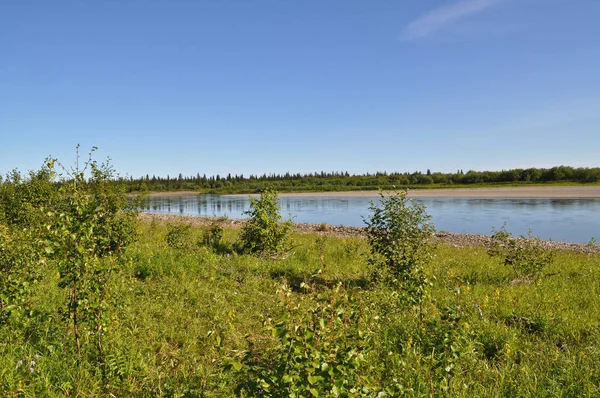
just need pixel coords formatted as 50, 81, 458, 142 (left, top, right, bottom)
2, 221, 600, 396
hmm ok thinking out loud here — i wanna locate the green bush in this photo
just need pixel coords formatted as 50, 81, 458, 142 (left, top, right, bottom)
0, 163, 60, 325
364, 191, 435, 304
238, 189, 293, 255
165, 222, 194, 250
201, 221, 225, 253
0, 226, 45, 325
487, 226, 554, 280
0, 165, 60, 228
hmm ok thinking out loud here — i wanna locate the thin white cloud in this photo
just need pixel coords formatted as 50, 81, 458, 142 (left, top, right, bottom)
401, 0, 506, 40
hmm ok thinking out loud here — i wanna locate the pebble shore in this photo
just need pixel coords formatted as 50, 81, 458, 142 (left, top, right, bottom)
139, 212, 600, 255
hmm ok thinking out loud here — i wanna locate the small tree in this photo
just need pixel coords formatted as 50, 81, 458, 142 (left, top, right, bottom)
364, 191, 435, 305
46, 147, 139, 361
238, 189, 293, 255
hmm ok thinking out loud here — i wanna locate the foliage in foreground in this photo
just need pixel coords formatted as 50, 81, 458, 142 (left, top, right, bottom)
226, 283, 379, 397
2, 162, 600, 396
2, 217, 600, 396
0, 148, 139, 391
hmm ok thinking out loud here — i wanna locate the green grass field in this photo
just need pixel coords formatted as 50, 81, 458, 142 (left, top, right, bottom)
2, 220, 600, 397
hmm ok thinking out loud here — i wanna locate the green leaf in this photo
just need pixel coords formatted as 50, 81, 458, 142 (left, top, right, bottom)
308, 375, 323, 385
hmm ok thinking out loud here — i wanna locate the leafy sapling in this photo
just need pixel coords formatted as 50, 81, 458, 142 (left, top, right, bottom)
238, 188, 294, 255
363, 190, 435, 306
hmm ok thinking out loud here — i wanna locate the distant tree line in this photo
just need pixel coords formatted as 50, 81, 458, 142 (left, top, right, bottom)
121, 165, 600, 194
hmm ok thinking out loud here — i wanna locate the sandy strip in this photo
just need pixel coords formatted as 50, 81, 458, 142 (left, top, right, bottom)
228, 186, 600, 199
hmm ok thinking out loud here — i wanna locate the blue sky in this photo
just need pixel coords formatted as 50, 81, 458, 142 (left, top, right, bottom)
1, 0, 599, 179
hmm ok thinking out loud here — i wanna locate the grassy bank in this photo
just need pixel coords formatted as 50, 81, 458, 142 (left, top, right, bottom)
2, 219, 600, 396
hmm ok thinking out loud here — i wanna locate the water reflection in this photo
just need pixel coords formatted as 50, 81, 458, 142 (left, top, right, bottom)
141, 195, 600, 243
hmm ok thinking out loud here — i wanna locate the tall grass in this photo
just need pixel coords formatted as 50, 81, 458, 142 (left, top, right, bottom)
2, 219, 600, 396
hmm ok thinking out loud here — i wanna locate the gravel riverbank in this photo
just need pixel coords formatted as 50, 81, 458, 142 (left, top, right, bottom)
139, 212, 600, 255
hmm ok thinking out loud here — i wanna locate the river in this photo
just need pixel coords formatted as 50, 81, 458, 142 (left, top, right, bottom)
141, 194, 600, 243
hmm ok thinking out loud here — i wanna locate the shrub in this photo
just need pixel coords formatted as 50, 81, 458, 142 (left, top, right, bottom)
0, 164, 58, 326
487, 226, 553, 280
0, 165, 60, 228
165, 222, 194, 250
201, 221, 224, 252
0, 226, 45, 325
363, 191, 435, 304
238, 189, 293, 255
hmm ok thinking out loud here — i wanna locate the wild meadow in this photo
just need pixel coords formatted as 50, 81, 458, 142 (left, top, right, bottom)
2, 153, 600, 397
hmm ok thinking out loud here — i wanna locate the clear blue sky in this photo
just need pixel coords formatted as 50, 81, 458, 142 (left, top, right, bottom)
2, 0, 599, 179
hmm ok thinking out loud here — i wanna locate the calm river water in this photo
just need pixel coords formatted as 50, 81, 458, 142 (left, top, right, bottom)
142, 195, 600, 243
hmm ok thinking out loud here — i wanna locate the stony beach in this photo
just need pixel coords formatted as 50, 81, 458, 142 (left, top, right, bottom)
139, 212, 600, 255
